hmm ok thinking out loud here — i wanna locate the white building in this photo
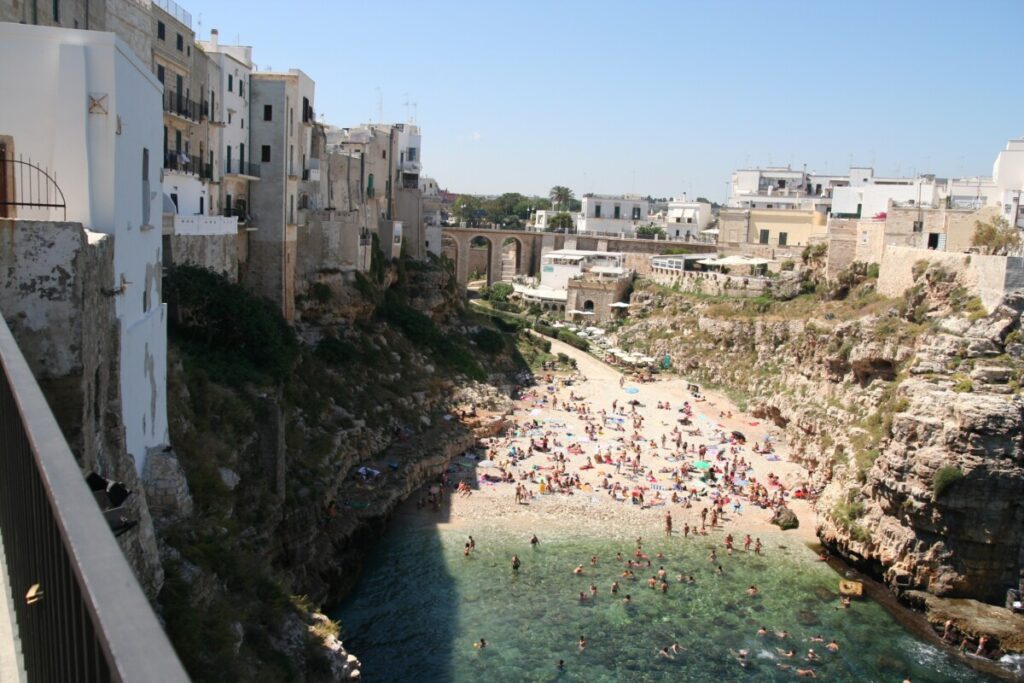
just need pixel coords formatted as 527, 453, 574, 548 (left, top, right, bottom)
661, 196, 713, 239
831, 168, 942, 219
578, 194, 652, 235
533, 209, 581, 231
539, 250, 626, 290
728, 167, 836, 211
198, 29, 256, 225
420, 176, 443, 256
0, 23, 168, 472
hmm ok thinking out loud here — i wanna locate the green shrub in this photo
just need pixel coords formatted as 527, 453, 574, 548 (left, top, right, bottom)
952, 374, 974, 393
488, 282, 514, 302
780, 259, 795, 271
473, 328, 505, 354
309, 282, 333, 304
315, 337, 358, 366
866, 263, 880, 279
164, 265, 298, 384
557, 329, 590, 351
933, 466, 964, 500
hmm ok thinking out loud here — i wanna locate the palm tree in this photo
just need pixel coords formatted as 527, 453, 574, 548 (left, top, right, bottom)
549, 185, 574, 211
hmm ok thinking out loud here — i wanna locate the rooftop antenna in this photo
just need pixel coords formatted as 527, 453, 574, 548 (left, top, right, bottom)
196, 13, 201, 35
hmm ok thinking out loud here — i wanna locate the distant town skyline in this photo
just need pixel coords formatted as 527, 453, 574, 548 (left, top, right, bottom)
184, 0, 1023, 201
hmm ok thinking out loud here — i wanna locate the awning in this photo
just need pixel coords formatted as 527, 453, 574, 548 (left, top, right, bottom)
162, 193, 178, 214
701, 228, 720, 234
609, 302, 631, 308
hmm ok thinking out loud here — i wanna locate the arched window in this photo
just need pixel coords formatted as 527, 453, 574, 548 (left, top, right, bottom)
583, 300, 595, 312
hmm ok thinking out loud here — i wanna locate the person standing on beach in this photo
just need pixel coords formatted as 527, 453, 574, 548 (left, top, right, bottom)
664, 511, 673, 536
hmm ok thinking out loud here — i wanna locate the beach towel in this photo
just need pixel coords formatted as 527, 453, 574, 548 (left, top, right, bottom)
765, 454, 781, 461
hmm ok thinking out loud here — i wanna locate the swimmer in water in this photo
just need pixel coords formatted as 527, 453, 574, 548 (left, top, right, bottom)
796, 669, 817, 678
623, 594, 632, 604
776, 630, 790, 639
590, 584, 598, 597
777, 648, 796, 658
826, 640, 839, 652
757, 626, 769, 636
670, 642, 682, 654
611, 581, 620, 594
590, 555, 598, 566
574, 564, 584, 575
557, 659, 565, 672
746, 585, 759, 597
806, 649, 819, 662
578, 591, 588, 602
658, 647, 673, 659
474, 638, 487, 649
511, 555, 521, 571
530, 534, 539, 547
578, 636, 587, 652
809, 635, 824, 643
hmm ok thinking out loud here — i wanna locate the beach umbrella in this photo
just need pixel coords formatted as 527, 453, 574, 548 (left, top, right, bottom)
624, 387, 640, 395
731, 430, 746, 442
693, 460, 712, 469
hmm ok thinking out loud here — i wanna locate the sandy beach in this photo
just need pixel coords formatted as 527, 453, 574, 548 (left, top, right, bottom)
431, 334, 819, 546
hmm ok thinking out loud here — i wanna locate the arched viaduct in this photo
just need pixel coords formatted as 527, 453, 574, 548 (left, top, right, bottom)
441, 226, 717, 289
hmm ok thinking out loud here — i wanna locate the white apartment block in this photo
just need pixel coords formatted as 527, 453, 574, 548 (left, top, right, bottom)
578, 194, 652, 235
0, 22, 168, 472
661, 196, 713, 239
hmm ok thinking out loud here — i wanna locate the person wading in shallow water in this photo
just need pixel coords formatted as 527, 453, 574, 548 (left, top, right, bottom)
664, 511, 672, 536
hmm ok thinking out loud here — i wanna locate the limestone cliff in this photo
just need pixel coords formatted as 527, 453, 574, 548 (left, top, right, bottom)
153, 260, 521, 680
615, 267, 1023, 606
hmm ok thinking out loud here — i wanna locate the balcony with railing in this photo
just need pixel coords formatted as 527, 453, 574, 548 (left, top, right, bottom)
0, 314, 188, 682
223, 160, 261, 179
163, 151, 198, 175
163, 90, 200, 122
153, 0, 192, 28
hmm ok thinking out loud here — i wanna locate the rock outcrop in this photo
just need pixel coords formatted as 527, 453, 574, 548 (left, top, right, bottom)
616, 278, 1024, 605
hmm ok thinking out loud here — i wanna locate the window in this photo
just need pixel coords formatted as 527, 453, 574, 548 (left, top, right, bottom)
686, 217, 693, 223
187, 45, 190, 57
157, 65, 164, 84
778, 179, 786, 189
263, 104, 272, 121
594, 204, 601, 218
228, 74, 233, 92
227, 112, 232, 124
261, 145, 271, 163
174, 129, 181, 153
239, 79, 244, 98
176, 34, 183, 51
241, 118, 244, 130
226, 145, 232, 172
632, 206, 641, 220
52, 0, 59, 22
766, 204, 773, 209
157, 21, 165, 39
142, 148, 150, 225
778, 232, 788, 246
759, 229, 770, 245
408, 147, 417, 161
198, 196, 204, 215
382, 150, 386, 159
613, 205, 621, 219
239, 143, 245, 168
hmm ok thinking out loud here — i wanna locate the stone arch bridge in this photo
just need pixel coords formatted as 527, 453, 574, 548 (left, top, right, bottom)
441, 226, 717, 289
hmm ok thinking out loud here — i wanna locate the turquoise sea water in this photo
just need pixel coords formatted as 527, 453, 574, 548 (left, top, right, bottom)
336, 514, 993, 682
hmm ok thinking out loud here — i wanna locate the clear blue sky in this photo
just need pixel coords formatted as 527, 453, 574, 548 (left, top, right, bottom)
186, 0, 1023, 201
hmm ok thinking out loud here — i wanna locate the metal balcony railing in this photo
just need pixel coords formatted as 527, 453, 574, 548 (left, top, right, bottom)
153, 0, 192, 28
0, 314, 188, 682
223, 161, 261, 178
163, 91, 200, 122
163, 152, 197, 175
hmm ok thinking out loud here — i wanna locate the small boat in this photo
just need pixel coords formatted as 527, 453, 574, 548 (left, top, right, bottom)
839, 579, 863, 597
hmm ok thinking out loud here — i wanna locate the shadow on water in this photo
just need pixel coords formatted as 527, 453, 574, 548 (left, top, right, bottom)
330, 459, 480, 683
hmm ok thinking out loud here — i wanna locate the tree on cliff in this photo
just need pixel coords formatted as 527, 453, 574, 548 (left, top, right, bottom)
972, 215, 1021, 255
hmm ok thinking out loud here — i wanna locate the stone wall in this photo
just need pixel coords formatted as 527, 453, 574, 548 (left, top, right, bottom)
0, 219, 164, 597
566, 275, 633, 323
294, 211, 368, 295
877, 245, 1024, 312
648, 269, 771, 298
166, 233, 238, 280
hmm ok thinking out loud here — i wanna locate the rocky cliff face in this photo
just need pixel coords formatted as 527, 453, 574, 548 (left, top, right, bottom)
153, 260, 522, 681
616, 271, 1024, 604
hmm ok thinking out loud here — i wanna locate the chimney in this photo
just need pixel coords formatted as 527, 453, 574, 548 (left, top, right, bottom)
210, 28, 219, 50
